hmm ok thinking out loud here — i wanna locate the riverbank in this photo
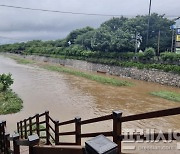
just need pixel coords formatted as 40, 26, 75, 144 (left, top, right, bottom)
0, 54, 180, 136
8, 55, 132, 87
0, 53, 180, 154
42, 65, 132, 86
7, 54, 180, 104
7, 54, 180, 88
0, 89, 23, 115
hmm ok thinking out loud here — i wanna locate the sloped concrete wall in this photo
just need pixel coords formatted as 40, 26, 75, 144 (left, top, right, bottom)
20, 55, 180, 87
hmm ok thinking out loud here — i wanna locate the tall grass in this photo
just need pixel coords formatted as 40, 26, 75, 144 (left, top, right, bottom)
42, 65, 132, 87
10, 55, 133, 87
9, 56, 34, 64
0, 88, 23, 114
150, 91, 180, 102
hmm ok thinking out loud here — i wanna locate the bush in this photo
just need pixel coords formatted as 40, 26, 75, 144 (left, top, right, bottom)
144, 47, 156, 59
0, 83, 3, 91
0, 73, 14, 91
136, 52, 145, 61
160, 52, 180, 62
118, 52, 135, 60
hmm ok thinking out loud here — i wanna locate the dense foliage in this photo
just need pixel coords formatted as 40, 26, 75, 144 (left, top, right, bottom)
0, 90, 23, 114
0, 74, 23, 115
0, 13, 179, 74
0, 73, 14, 91
0, 13, 174, 53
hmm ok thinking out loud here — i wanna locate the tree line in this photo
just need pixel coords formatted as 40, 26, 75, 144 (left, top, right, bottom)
0, 13, 174, 55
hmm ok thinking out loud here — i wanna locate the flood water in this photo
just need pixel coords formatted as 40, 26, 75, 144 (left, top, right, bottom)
0, 55, 180, 152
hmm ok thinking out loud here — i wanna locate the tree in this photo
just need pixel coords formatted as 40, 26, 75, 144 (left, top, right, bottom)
110, 29, 134, 52
91, 27, 112, 52
101, 17, 128, 32
91, 17, 135, 52
0, 73, 14, 91
0, 13, 175, 54
75, 30, 95, 50
144, 47, 156, 59
124, 13, 174, 52
66, 26, 94, 45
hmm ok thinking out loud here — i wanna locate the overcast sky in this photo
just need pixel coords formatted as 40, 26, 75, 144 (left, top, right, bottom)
0, 0, 180, 44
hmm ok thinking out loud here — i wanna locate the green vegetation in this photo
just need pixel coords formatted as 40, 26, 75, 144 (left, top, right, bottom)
143, 48, 156, 59
160, 52, 180, 62
25, 124, 46, 137
0, 13, 179, 74
151, 91, 180, 102
0, 13, 174, 53
0, 74, 23, 114
9, 55, 132, 86
0, 89, 23, 114
11, 56, 35, 64
0, 73, 14, 91
85, 58, 180, 74
42, 65, 132, 86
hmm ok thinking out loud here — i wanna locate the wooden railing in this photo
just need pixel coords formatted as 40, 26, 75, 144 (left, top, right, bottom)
0, 107, 179, 153
0, 121, 7, 153
16, 107, 180, 153
16, 111, 52, 144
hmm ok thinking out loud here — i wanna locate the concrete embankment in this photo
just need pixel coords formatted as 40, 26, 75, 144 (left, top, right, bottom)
13, 54, 180, 87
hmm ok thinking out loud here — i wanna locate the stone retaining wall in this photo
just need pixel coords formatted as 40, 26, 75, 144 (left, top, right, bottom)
21, 54, 180, 87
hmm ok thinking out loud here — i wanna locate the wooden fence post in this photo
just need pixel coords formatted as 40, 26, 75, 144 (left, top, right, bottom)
55, 120, 59, 145
5, 133, 10, 154
20, 121, 23, 138
29, 146, 34, 154
28, 134, 39, 154
3, 121, 6, 128
17, 122, 20, 134
0, 122, 2, 153
29, 117, 32, 135
36, 114, 40, 137
113, 111, 123, 154
0, 123, 2, 153
75, 117, 81, 145
13, 134, 20, 154
0, 121, 6, 153
45, 111, 50, 145
3, 121, 6, 153
24, 119, 27, 139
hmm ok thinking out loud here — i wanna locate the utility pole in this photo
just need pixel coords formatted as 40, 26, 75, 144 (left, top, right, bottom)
157, 30, 161, 55
135, 31, 138, 53
171, 28, 175, 52
146, 0, 152, 46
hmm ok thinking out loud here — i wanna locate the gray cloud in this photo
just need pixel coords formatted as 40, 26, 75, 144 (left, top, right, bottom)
0, 0, 179, 43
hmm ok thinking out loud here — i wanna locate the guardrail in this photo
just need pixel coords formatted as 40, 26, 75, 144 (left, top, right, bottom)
16, 107, 180, 153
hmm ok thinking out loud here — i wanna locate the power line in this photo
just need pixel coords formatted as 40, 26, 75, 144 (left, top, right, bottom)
0, 4, 123, 17
0, 4, 179, 18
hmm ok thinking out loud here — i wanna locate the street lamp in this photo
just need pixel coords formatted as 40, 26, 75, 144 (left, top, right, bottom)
146, 0, 152, 46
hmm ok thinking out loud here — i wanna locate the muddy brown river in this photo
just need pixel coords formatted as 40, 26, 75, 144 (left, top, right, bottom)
0, 55, 180, 153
